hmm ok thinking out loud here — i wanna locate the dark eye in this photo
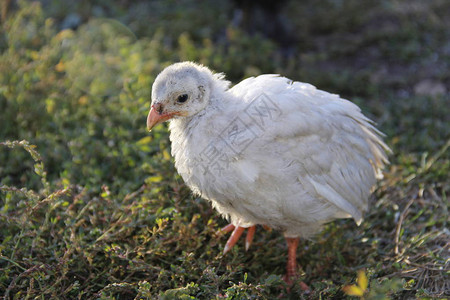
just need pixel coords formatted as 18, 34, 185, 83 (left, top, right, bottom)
177, 94, 188, 103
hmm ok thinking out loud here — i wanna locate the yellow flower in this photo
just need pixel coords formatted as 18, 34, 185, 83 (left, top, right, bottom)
343, 269, 368, 297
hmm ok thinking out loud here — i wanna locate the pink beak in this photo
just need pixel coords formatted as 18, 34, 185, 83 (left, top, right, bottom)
146, 104, 175, 131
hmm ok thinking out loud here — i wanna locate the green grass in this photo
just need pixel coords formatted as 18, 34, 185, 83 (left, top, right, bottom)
0, 0, 449, 299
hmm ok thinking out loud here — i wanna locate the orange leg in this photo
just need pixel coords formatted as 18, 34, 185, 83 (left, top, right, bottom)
284, 237, 310, 291
286, 237, 299, 279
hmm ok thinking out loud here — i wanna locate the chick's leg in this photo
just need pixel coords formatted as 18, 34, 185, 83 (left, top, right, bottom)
285, 237, 299, 279
284, 237, 310, 291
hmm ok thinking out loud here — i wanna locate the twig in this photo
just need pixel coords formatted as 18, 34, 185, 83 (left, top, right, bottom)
1, 0, 10, 23
419, 139, 450, 174
123, 184, 147, 203
394, 196, 416, 255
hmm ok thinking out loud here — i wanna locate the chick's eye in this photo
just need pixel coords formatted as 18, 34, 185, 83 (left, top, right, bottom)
177, 94, 188, 103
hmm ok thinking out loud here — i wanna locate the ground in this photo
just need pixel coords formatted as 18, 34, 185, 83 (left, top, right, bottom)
0, 0, 448, 299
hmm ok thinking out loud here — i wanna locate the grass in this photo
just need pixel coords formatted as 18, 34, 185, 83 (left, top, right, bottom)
0, 0, 449, 299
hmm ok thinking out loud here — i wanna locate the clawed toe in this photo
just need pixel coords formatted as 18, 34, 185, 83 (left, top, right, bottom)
223, 226, 245, 254
245, 226, 255, 251
218, 224, 257, 254
217, 223, 235, 234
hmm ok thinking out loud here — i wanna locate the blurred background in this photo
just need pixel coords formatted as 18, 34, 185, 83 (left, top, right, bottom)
0, 0, 448, 298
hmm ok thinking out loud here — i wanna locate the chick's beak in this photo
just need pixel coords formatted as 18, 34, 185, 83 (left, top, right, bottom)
147, 103, 174, 131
